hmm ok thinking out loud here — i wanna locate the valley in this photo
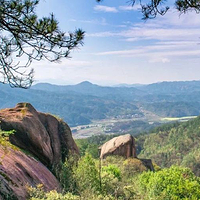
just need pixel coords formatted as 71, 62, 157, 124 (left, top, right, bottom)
72, 113, 197, 138
1, 80, 200, 138
72, 111, 161, 138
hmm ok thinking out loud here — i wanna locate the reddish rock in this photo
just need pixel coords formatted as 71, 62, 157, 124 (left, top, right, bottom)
0, 103, 79, 167
99, 134, 137, 159
0, 146, 61, 200
0, 103, 80, 199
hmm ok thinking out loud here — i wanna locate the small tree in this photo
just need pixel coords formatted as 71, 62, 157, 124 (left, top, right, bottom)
0, 0, 84, 88
74, 153, 100, 193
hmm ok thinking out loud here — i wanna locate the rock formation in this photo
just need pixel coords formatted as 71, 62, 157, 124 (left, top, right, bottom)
0, 146, 61, 200
99, 134, 154, 171
0, 103, 79, 167
0, 103, 79, 199
99, 134, 137, 159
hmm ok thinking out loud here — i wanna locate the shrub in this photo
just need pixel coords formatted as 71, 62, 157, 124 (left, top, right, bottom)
101, 164, 123, 197
139, 166, 200, 200
73, 153, 100, 193
28, 184, 79, 200
123, 158, 147, 177
102, 164, 121, 180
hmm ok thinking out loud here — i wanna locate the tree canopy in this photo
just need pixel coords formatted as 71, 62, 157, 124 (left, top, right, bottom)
0, 0, 84, 88
97, 0, 200, 19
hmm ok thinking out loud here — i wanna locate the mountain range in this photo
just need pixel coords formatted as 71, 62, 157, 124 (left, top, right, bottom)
1, 80, 200, 127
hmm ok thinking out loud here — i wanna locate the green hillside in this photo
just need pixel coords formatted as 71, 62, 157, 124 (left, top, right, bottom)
137, 116, 200, 176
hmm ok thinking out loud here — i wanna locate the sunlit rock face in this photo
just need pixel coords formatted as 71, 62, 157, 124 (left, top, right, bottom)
99, 134, 154, 172
99, 134, 137, 159
0, 103, 80, 199
0, 103, 79, 167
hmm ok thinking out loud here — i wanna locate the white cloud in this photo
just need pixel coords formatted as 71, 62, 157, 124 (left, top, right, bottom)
87, 9, 200, 43
95, 40, 200, 66
94, 5, 118, 13
88, 26, 200, 42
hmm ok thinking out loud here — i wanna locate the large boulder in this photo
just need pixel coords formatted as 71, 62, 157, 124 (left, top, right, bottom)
0, 103, 79, 168
99, 134, 154, 172
0, 103, 80, 199
99, 134, 137, 159
0, 146, 61, 200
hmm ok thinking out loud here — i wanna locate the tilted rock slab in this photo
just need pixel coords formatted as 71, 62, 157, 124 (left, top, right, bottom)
99, 134, 137, 159
0, 103, 80, 199
0, 103, 79, 167
0, 146, 61, 199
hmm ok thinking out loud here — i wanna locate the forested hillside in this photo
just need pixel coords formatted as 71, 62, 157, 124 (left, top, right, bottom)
136, 116, 200, 176
1, 80, 200, 127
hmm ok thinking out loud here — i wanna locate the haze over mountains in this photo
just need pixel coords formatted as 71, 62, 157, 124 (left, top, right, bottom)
1, 80, 200, 127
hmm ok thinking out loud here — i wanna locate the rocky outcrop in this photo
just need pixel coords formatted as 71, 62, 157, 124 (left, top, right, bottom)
0, 146, 61, 200
0, 103, 79, 199
140, 159, 154, 171
99, 134, 137, 159
99, 134, 154, 171
0, 103, 79, 167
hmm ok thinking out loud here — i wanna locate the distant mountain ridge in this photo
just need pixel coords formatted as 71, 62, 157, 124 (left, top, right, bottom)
1, 80, 200, 127
32, 81, 144, 98
139, 80, 200, 94
33, 80, 200, 95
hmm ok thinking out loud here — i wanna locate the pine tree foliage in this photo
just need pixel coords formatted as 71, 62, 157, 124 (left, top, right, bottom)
0, 0, 84, 88
96, 0, 200, 19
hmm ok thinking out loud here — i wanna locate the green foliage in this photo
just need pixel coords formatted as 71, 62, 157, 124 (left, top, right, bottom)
28, 153, 200, 200
98, 0, 200, 19
137, 116, 200, 176
73, 153, 100, 193
101, 164, 124, 197
138, 166, 200, 200
0, 0, 84, 88
58, 156, 78, 193
0, 129, 16, 150
75, 139, 99, 158
102, 164, 121, 180
123, 158, 148, 177
28, 184, 79, 200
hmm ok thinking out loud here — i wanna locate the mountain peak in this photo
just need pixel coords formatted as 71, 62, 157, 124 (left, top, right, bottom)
77, 81, 94, 86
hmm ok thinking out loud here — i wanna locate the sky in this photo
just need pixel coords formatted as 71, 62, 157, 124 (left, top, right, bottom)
33, 0, 200, 85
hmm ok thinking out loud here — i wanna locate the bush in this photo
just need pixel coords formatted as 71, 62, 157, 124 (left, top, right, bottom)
28, 184, 79, 200
73, 153, 100, 193
102, 164, 121, 180
139, 166, 200, 199
58, 155, 78, 193
101, 164, 123, 197
123, 158, 147, 177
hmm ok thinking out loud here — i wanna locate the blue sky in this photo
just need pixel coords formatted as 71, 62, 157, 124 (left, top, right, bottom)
33, 0, 200, 85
